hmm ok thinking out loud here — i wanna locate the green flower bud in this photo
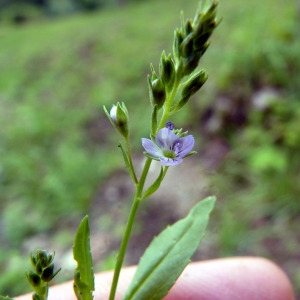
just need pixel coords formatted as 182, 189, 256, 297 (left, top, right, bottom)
159, 52, 175, 91
36, 250, 48, 268
183, 51, 202, 75
41, 264, 61, 283
173, 28, 184, 61
175, 69, 208, 110
26, 271, 41, 287
147, 75, 166, 109
180, 33, 194, 58
152, 78, 166, 107
35, 261, 43, 275
41, 263, 54, 282
193, 1, 219, 51
184, 19, 193, 36
182, 69, 208, 98
30, 252, 37, 267
104, 102, 129, 138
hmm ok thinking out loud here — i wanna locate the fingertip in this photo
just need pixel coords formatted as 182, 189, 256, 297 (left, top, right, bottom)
165, 257, 295, 300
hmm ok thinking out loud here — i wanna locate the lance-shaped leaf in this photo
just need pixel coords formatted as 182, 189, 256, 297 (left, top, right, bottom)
150, 104, 158, 138
142, 166, 165, 200
123, 196, 216, 300
73, 216, 95, 300
118, 142, 137, 184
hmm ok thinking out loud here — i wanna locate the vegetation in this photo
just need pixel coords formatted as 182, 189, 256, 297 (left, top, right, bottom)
0, 0, 148, 24
0, 0, 299, 297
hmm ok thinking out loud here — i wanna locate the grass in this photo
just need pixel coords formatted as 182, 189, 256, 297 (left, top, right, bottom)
0, 0, 299, 297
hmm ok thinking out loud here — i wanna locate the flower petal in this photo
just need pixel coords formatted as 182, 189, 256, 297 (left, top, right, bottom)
142, 138, 163, 158
177, 135, 195, 158
160, 156, 183, 166
156, 128, 179, 150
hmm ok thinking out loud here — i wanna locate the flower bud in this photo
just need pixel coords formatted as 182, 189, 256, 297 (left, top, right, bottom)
184, 19, 193, 36
159, 52, 175, 91
152, 78, 166, 106
104, 102, 129, 138
35, 261, 43, 275
147, 76, 166, 109
182, 69, 208, 98
30, 252, 37, 267
109, 105, 118, 122
180, 33, 194, 59
183, 51, 202, 75
47, 252, 55, 265
41, 263, 55, 282
193, 1, 218, 52
26, 271, 41, 287
173, 28, 184, 60
165, 121, 175, 130
175, 69, 208, 110
36, 250, 48, 268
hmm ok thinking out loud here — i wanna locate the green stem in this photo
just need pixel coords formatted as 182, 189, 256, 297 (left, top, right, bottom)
137, 157, 152, 196
109, 158, 152, 300
162, 166, 169, 180
34, 282, 48, 300
108, 196, 140, 300
157, 75, 181, 131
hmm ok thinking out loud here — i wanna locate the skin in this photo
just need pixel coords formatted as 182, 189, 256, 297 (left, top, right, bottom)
15, 257, 295, 300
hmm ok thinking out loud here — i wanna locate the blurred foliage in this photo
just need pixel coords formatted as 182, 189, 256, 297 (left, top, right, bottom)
0, 0, 300, 297
0, 0, 151, 24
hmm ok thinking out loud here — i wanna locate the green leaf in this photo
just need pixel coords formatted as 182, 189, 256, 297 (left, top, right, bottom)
0, 296, 15, 300
151, 104, 158, 137
123, 196, 216, 300
142, 167, 165, 200
73, 216, 95, 300
118, 142, 136, 183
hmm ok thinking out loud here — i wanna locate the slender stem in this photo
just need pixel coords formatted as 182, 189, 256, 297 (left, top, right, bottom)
157, 75, 181, 131
108, 195, 140, 300
109, 158, 152, 300
137, 158, 152, 195
162, 166, 169, 181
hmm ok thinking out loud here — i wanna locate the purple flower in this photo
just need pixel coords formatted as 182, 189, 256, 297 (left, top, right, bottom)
142, 127, 195, 166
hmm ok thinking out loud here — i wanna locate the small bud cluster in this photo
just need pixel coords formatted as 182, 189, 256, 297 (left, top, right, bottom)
174, 1, 219, 75
26, 249, 61, 299
147, 1, 219, 131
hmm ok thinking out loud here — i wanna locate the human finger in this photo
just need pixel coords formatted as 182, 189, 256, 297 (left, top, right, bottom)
15, 256, 294, 300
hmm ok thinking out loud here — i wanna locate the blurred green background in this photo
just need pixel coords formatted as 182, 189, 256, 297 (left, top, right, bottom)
1, 0, 299, 297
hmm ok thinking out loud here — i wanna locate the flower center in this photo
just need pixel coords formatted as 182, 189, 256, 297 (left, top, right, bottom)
163, 149, 176, 159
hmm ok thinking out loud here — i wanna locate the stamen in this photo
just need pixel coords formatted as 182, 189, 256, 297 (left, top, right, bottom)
173, 141, 182, 153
